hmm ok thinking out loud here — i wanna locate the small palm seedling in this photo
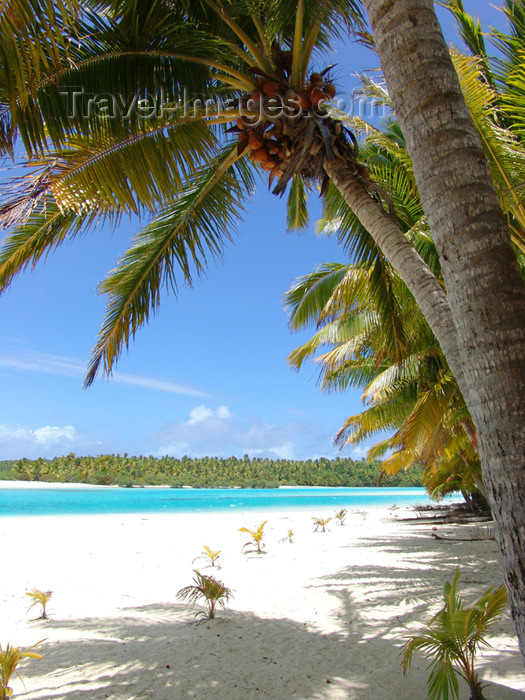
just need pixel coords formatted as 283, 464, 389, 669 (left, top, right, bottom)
335, 508, 347, 526
193, 546, 221, 568
402, 568, 508, 700
312, 517, 331, 533
176, 570, 233, 620
25, 589, 52, 620
239, 521, 267, 554
0, 641, 42, 699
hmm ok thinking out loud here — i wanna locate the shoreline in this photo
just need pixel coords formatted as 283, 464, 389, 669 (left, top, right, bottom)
1, 507, 523, 699
0, 479, 431, 489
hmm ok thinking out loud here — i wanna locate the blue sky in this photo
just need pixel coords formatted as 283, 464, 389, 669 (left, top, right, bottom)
0, 1, 502, 461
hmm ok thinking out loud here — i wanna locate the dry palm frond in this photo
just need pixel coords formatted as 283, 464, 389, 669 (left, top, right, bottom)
468, 525, 495, 541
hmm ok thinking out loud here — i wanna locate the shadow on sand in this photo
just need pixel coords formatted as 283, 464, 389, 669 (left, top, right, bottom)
17, 521, 525, 700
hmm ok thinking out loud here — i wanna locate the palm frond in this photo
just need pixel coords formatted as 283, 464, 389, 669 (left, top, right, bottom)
0, 0, 80, 152
84, 145, 253, 385
284, 263, 358, 331
453, 51, 525, 252
440, 0, 492, 80
0, 197, 93, 292
286, 174, 309, 231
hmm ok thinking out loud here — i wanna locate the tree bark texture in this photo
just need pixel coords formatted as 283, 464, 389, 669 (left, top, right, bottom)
361, 0, 525, 659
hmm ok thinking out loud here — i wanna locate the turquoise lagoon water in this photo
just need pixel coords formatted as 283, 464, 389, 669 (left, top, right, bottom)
0, 485, 457, 517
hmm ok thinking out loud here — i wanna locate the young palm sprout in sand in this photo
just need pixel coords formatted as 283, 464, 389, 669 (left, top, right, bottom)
335, 508, 347, 526
312, 517, 331, 533
193, 546, 221, 568
239, 521, 267, 554
402, 569, 508, 700
177, 570, 233, 620
25, 589, 52, 620
0, 641, 42, 699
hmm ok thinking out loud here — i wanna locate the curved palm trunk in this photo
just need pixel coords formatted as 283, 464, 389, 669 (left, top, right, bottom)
359, 0, 525, 659
323, 158, 463, 378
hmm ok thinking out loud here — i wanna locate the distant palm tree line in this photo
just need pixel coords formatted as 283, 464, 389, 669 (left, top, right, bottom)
0, 454, 423, 489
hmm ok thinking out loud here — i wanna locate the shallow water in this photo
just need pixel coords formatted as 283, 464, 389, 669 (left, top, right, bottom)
0, 485, 458, 517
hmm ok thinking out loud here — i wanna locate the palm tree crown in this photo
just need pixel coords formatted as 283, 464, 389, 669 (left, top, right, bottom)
0, 0, 366, 385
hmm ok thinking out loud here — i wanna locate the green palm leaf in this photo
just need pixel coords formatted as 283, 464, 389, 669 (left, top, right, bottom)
0, 195, 98, 291
285, 263, 363, 331
0, 0, 79, 153
286, 174, 310, 231
402, 569, 508, 700
453, 51, 525, 252
84, 145, 253, 385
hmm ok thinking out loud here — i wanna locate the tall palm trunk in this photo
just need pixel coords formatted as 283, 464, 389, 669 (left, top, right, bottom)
322, 159, 461, 372
356, 0, 525, 660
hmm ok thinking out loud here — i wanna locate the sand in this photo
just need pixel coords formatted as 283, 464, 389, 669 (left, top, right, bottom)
2, 494, 524, 699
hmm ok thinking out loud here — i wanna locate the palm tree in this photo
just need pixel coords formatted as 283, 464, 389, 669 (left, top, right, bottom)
284, 25, 525, 507
359, 0, 525, 655
239, 520, 267, 553
284, 255, 485, 505
193, 545, 221, 568
335, 508, 347, 525
0, 641, 42, 700
25, 588, 53, 620
312, 516, 331, 532
176, 570, 232, 619
1, 0, 525, 656
0, 0, 369, 385
402, 568, 508, 700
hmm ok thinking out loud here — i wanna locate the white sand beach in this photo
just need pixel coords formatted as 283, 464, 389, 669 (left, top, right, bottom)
2, 500, 525, 700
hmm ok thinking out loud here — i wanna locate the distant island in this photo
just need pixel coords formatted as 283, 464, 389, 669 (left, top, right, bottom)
0, 454, 423, 488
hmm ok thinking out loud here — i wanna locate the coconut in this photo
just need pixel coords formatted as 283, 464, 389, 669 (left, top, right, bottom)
250, 147, 268, 163
294, 90, 310, 110
248, 133, 264, 150
310, 87, 326, 108
262, 80, 279, 95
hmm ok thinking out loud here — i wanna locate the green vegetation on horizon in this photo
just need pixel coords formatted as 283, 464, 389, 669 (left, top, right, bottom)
0, 454, 423, 488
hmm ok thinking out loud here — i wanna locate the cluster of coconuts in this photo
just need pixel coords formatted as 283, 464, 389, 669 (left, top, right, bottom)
249, 71, 336, 111
236, 119, 286, 175
234, 72, 337, 178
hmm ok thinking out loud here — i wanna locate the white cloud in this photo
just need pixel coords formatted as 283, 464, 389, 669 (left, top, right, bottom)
150, 405, 338, 460
188, 405, 214, 424
0, 423, 79, 459
187, 405, 231, 425
33, 425, 76, 445
0, 348, 214, 398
